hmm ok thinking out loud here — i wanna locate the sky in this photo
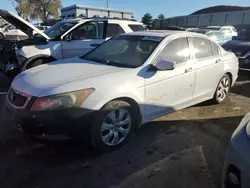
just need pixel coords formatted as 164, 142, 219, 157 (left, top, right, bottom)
4, 0, 250, 20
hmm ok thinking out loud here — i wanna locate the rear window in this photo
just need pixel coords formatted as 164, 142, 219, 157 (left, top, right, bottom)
128, 24, 145, 31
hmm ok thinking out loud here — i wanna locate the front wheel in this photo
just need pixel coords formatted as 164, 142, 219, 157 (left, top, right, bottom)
212, 74, 231, 104
21, 58, 51, 71
91, 100, 137, 152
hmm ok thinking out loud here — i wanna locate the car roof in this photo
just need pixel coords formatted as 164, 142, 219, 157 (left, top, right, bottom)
61, 18, 142, 24
121, 30, 207, 38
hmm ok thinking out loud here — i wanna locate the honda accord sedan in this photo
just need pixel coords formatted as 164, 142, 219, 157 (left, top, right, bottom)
5, 30, 239, 151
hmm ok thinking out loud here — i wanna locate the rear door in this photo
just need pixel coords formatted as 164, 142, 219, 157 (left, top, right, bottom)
61, 21, 107, 59
191, 37, 223, 101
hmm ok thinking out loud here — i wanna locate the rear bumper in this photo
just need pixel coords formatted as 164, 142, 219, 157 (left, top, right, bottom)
5, 101, 95, 140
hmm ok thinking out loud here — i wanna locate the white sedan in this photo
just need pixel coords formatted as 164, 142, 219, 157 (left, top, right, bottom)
6, 30, 239, 151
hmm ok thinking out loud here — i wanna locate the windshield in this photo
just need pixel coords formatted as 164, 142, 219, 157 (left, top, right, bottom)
0, 23, 9, 28
236, 29, 250, 40
44, 21, 77, 39
82, 35, 162, 68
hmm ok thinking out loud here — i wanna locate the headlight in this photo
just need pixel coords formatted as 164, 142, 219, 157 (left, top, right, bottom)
30, 88, 95, 111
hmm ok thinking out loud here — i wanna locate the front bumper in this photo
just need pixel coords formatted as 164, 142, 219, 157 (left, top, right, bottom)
239, 58, 250, 71
5, 101, 95, 140
222, 128, 250, 188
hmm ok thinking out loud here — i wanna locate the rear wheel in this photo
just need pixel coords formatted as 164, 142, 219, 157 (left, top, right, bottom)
91, 100, 137, 152
212, 74, 231, 104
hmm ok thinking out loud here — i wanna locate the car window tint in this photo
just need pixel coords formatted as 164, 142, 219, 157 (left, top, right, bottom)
156, 37, 190, 64
213, 32, 222, 39
192, 37, 213, 59
128, 24, 145, 31
206, 32, 213, 37
107, 24, 124, 37
7, 25, 16, 30
210, 41, 219, 56
71, 22, 98, 40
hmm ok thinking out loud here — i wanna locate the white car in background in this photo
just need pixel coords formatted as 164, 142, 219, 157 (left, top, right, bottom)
0, 23, 27, 40
6, 30, 238, 151
206, 26, 238, 38
0, 9, 145, 74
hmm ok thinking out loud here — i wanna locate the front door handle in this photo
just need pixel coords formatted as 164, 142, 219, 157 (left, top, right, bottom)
185, 67, 193, 73
90, 43, 101, 47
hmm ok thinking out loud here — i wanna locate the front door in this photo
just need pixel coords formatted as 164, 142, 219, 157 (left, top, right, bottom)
145, 37, 195, 120
61, 21, 107, 59
191, 37, 223, 101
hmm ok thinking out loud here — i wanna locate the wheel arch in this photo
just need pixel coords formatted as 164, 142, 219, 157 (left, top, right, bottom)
21, 54, 57, 71
100, 96, 142, 128
225, 72, 233, 86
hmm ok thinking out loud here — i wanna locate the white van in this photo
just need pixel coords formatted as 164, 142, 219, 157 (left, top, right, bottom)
0, 9, 144, 74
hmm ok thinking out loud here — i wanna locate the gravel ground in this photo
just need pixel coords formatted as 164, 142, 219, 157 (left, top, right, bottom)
0, 71, 250, 188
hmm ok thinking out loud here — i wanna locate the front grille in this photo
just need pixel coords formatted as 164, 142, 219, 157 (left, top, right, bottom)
8, 89, 28, 107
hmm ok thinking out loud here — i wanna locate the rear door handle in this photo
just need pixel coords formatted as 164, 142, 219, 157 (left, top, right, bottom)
216, 59, 222, 64
185, 67, 193, 73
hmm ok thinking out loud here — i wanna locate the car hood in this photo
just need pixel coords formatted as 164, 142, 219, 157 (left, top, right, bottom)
223, 40, 250, 52
12, 57, 127, 96
0, 9, 49, 40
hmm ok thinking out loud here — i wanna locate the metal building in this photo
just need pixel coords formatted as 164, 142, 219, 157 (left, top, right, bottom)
154, 10, 250, 29
61, 4, 133, 19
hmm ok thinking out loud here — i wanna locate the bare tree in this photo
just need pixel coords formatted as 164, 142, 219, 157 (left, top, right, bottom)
13, 0, 62, 22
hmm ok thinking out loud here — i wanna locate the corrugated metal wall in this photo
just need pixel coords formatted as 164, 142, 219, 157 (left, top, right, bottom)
154, 10, 250, 28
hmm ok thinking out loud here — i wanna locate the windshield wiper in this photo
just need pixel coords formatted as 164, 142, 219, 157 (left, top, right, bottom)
82, 57, 135, 68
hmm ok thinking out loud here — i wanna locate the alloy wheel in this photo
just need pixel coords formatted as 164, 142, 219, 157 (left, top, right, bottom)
100, 108, 132, 146
217, 76, 230, 102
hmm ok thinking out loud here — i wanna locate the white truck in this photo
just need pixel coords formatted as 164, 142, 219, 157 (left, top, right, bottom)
0, 9, 144, 76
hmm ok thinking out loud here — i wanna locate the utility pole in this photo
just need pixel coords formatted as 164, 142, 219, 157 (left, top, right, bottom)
106, 0, 109, 8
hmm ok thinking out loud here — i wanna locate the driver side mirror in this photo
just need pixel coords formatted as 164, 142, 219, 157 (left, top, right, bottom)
155, 60, 176, 71
64, 33, 72, 41
232, 36, 237, 40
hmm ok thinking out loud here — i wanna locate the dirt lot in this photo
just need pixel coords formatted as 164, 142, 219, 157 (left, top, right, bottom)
0, 72, 250, 188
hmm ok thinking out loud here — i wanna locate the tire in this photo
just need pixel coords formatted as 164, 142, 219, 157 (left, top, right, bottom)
22, 58, 51, 71
91, 100, 138, 152
212, 74, 231, 104
0, 33, 4, 40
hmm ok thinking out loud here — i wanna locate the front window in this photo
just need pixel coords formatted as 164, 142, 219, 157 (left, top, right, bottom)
128, 24, 145, 32
82, 35, 162, 68
44, 21, 77, 39
236, 29, 250, 40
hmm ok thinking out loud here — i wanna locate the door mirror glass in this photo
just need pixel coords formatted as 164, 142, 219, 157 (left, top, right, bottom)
64, 33, 72, 41
155, 60, 176, 70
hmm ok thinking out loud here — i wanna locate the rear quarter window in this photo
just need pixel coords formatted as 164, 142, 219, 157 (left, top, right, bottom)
128, 24, 145, 31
